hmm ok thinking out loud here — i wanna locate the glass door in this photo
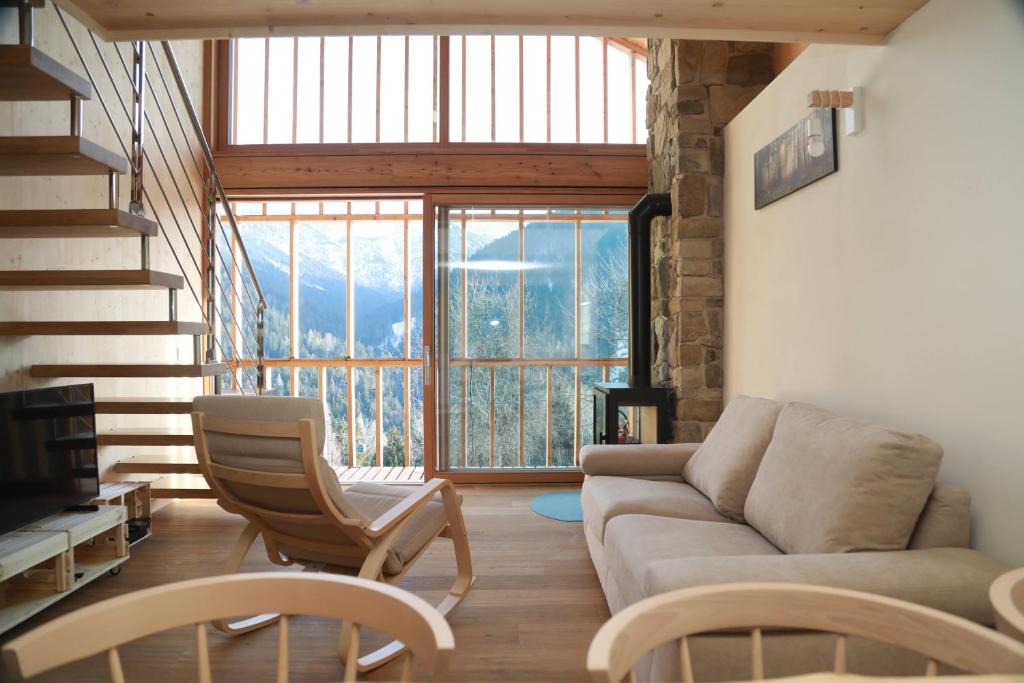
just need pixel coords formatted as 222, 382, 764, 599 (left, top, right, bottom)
432, 204, 630, 478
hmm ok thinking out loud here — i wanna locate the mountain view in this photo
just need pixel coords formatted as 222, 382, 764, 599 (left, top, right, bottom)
223, 211, 629, 469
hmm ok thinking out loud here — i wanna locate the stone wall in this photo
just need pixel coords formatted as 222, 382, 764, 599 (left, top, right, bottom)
646, 39, 774, 441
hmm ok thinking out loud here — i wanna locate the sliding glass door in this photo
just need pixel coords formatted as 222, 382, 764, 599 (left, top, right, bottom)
432, 205, 630, 477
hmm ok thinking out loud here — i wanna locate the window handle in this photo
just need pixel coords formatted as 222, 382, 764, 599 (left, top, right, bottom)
423, 345, 431, 386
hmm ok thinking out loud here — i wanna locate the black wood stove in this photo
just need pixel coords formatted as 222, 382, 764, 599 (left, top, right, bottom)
592, 193, 674, 445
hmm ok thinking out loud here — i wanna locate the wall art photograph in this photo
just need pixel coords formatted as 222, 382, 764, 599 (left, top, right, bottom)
754, 108, 837, 209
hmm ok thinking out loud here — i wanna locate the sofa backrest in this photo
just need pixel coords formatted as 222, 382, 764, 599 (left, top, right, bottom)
909, 480, 972, 549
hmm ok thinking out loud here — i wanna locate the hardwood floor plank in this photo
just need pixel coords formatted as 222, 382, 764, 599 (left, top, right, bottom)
0, 485, 604, 682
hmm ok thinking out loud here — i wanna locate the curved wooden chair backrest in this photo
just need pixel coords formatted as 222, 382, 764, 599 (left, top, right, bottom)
991, 568, 1024, 642
2, 573, 453, 682
587, 582, 1024, 683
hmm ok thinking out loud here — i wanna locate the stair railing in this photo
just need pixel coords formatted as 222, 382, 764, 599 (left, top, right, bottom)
52, 5, 266, 395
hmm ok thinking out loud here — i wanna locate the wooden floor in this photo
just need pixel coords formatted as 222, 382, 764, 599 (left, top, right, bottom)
336, 465, 424, 484
0, 485, 608, 682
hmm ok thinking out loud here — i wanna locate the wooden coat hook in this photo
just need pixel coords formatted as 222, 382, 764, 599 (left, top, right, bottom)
807, 89, 855, 108
807, 87, 863, 135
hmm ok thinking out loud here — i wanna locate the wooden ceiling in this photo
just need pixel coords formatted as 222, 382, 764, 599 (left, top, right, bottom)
55, 0, 930, 45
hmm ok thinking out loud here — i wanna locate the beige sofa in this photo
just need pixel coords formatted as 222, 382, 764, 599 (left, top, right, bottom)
580, 397, 1009, 681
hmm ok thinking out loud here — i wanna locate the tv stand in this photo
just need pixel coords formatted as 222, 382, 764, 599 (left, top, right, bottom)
0, 506, 128, 634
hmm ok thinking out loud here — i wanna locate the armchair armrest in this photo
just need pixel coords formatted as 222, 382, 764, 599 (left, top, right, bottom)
580, 443, 699, 477
365, 478, 451, 537
644, 547, 1009, 625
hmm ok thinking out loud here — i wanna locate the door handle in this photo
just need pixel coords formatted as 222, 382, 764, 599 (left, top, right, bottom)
423, 345, 431, 386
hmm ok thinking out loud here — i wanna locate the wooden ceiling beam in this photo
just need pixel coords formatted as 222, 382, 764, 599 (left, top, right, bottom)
54, 0, 928, 45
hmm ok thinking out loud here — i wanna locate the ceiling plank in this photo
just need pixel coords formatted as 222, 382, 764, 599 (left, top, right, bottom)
53, 0, 929, 45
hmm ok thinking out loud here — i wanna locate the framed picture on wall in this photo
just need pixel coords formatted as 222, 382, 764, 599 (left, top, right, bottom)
754, 108, 838, 209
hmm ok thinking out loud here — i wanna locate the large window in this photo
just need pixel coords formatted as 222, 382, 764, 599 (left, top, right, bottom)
219, 199, 425, 472
436, 207, 629, 471
228, 36, 648, 145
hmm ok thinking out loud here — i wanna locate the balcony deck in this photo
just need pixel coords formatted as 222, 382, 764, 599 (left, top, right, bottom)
336, 465, 424, 484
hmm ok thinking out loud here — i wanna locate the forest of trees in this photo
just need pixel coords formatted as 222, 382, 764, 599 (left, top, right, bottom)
221, 214, 628, 469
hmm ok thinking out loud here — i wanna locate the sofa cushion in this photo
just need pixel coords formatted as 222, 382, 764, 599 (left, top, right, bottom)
744, 403, 943, 554
908, 481, 971, 549
604, 515, 781, 606
582, 476, 733, 542
682, 395, 784, 522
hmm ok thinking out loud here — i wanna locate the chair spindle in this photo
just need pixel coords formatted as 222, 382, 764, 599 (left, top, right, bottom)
277, 615, 289, 683
833, 633, 847, 674
196, 623, 211, 683
751, 627, 764, 680
399, 652, 413, 681
107, 648, 125, 683
343, 624, 361, 683
925, 658, 939, 676
679, 635, 694, 683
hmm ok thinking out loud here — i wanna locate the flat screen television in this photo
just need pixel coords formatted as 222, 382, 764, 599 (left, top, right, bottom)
0, 384, 99, 535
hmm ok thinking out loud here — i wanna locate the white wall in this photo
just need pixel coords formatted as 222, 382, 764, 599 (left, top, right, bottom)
723, 0, 1024, 565
0, 5, 205, 475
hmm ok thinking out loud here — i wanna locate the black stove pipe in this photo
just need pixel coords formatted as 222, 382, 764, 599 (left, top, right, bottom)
628, 193, 673, 388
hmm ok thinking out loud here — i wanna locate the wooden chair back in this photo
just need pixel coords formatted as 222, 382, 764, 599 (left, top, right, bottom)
586, 582, 1024, 683
192, 397, 375, 568
991, 568, 1024, 642
2, 572, 454, 682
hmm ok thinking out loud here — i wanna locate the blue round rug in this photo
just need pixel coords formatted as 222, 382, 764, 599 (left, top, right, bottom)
530, 491, 583, 522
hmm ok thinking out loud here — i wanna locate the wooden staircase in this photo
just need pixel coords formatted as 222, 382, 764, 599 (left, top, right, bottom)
0, 21, 227, 499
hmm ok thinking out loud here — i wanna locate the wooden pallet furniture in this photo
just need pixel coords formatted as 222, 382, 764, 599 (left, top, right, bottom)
2, 573, 455, 682
91, 482, 153, 546
0, 506, 128, 635
586, 583, 1024, 683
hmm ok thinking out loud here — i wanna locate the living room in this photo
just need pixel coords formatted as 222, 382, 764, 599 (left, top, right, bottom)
0, 0, 1022, 681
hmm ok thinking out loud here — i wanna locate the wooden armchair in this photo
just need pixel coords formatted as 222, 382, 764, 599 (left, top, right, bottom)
2, 573, 453, 682
586, 582, 1024, 683
991, 568, 1024, 642
191, 395, 474, 673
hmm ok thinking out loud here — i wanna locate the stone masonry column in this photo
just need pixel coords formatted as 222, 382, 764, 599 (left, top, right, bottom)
645, 39, 775, 441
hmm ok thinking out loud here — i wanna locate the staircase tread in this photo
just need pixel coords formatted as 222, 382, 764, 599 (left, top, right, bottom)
0, 269, 184, 290
0, 135, 129, 176
31, 362, 229, 378
0, 208, 157, 238
0, 320, 207, 335
150, 474, 213, 499
113, 453, 200, 475
96, 397, 194, 414
98, 429, 194, 446
0, 44, 92, 102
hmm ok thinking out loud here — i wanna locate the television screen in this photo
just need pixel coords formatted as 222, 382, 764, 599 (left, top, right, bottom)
0, 384, 99, 535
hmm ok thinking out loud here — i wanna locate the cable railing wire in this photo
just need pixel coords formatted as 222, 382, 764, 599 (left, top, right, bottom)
55, 6, 262, 395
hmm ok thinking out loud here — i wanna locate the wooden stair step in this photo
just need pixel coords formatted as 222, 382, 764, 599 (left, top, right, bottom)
0, 321, 207, 335
150, 474, 213, 499
113, 454, 200, 475
96, 397, 193, 414
98, 429, 194, 447
0, 136, 129, 176
0, 269, 184, 290
0, 209, 157, 238
0, 45, 92, 102
30, 362, 228, 378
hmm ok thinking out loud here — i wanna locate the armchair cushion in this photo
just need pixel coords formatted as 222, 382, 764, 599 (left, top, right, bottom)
580, 443, 699, 477
582, 476, 733, 543
744, 402, 943, 554
682, 395, 783, 521
908, 481, 971, 549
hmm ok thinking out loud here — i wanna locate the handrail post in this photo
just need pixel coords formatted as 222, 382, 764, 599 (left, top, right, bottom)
256, 303, 266, 395
17, 0, 33, 46
205, 176, 219, 364
129, 41, 149, 268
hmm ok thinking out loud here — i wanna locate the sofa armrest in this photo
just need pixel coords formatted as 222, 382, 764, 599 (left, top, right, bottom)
643, 547, 1009, 625
580, 443, 699, 477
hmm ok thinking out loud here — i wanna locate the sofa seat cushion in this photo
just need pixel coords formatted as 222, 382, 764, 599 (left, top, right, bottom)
582, 476, 733, 543
604, 515, 782, 606
744, 402, 943, 554
683, 395, 784, 522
